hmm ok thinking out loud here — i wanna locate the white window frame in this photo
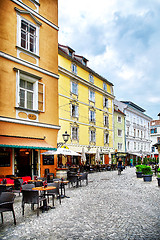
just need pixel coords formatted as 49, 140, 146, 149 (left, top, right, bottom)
71, 63, 77, 74
17, 14, 40, 56
103, 82, 107, 91
103, 97, 108, 108
71, 81, 78, 95
104, 133, 109, 144
16, 70, 45, 112
104, 115, 109, 127
118, 143, 122, 151
89, 90, 95, 102
71, 104, 78, 118
118, 129, 122, 137
71, 126, 78, 140
89, 110, 95, 123
89, 74, 94, 83
90, 130, 96, 143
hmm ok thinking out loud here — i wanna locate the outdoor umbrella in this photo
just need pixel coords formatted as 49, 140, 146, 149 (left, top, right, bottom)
95, 148, 100, 163
81, 147, 86, 163
42, 148, 81, 156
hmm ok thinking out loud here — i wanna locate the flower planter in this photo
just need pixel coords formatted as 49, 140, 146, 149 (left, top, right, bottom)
143, 175, 152, 182
157, 178, 160, 187
136, 172, 143, 178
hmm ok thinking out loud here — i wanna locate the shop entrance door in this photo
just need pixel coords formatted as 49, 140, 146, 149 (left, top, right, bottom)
15, 149, 32, 177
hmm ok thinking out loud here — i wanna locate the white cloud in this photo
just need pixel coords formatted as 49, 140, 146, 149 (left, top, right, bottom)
58, 0, 160, 119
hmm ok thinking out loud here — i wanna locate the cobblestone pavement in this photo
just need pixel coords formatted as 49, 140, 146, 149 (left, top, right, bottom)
0, 167, 160, 240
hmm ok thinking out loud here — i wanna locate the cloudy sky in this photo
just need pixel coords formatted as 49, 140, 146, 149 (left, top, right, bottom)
58, 0, 160, 119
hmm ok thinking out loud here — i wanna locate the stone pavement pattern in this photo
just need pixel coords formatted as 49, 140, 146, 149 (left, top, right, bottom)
0, 167, 160, 240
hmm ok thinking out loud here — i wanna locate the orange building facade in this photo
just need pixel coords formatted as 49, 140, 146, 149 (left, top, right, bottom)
0, 0, 60, 179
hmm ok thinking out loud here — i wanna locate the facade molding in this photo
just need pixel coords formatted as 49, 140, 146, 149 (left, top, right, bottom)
11, 0, 59, 30
58, 66, 115, 100
59, 93, 113, 115
0, 51, 59, 79
0, 116, 61, 130
59, 117, 113, 131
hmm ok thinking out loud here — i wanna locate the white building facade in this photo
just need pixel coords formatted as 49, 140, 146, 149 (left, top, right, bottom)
114, 100, 152, 164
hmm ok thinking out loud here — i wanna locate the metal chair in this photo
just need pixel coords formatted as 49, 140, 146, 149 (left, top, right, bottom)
12, 178, 23, 196
46, 182, 61, 206
22, 189, 47, 217
79, 172, 88, 186
0, 192, 16, 225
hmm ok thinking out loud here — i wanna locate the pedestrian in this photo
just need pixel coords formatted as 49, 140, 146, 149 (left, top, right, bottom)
130, 158, 133, 167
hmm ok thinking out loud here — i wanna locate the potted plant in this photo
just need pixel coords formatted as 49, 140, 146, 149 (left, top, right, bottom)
157, 168, 160, 187
135, 165, 144, 178
142, 165, 153, 182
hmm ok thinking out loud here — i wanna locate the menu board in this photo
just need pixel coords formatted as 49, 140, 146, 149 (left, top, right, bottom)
43, 155, 54, 165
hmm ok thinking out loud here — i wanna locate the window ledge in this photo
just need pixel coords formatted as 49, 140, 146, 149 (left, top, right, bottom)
16, 46, 40, 59
15, 107, 40, 113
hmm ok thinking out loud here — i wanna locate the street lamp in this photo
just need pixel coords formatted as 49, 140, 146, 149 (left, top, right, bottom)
57, 131, 70, 148
62, 131, 70, 144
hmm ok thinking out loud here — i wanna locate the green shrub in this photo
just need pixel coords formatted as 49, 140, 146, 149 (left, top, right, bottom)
136, 165, 145, 172
142, 166, 153, 175
157, 167, 160, 173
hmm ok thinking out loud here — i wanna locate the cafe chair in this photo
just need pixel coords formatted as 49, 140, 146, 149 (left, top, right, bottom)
79, 172, 88, 186
22, 183, 35, 190
0, 185, 7, 194
22, 189, 47, 217
67, 175, 79, 188
0, 192, 16, 225
12, 178, 23, 196
46, 182, 61, 207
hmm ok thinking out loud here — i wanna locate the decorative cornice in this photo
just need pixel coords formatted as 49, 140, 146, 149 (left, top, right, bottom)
0, 116, 61, 130
14, 7, 42, 26
11, 0, 59, 30
0, 51, 59, 79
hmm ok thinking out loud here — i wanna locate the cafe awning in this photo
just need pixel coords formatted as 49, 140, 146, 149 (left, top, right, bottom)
0, 135, 57, 150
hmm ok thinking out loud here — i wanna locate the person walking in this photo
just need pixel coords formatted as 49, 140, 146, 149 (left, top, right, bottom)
117, 157, 123, 175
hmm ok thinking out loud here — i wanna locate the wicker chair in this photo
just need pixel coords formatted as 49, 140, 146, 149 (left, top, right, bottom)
46, 182, 61, 207
0, 192, 16, 225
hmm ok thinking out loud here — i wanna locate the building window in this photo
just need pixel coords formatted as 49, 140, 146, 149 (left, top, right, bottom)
89, 110, 95, 123
103, 82, 107, 91
137, 130, 139, 137
71, 104, 78, 118
117, 116, 122, 123
71, 127, 78, 140
134, 142, 136, 150
103, 97, 108, 108
141, 131, 143, 138
89, 74, 94, 83
127, 127, 129, 136
16, 70, 45, 112
20, 79, 34, 109
104, 133, 109, 144
118, 143, 122, 151
21, 20, 37, 53
152, 146, 155, 152
151, 128, 157, 134
104, 115, 109, 127
157, 137, 160, 143
71, 63, 77, 74
134, 129, 136, 137
89, 90, 95, 102
118, 129, 122, 137
71, 81, 78, 95
127, 142, 130, 150
90, 130, 96, 143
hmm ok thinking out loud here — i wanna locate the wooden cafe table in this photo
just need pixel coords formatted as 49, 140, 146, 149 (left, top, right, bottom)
32, 186, 56, 210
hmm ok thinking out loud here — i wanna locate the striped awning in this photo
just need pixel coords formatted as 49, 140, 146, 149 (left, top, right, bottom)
0, 135, 56, 150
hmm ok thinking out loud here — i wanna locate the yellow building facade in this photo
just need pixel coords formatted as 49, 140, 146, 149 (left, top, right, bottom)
0, 0, 59, 178
58, 44, 114, 165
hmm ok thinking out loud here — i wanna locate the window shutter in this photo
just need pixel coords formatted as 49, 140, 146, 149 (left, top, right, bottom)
38, 82, 45, 112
